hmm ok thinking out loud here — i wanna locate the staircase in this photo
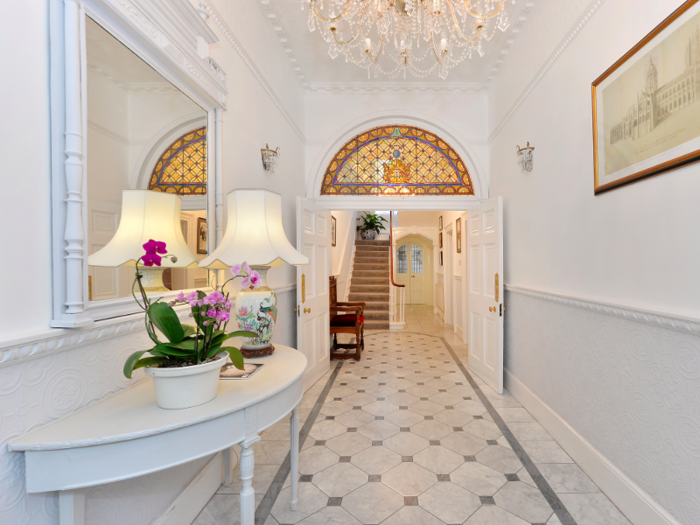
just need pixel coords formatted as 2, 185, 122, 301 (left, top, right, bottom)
348, 239, 391, 330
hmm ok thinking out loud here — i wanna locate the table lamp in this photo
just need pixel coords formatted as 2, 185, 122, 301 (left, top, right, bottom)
89, 190, 199, 292
199, 189, 309, 357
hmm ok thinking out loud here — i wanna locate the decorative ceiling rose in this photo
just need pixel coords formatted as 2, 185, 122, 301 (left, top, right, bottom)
303, 0, 512, 79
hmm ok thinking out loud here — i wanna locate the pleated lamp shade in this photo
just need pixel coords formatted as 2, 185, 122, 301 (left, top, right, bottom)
88, 190, 199, 268
199, 189, 309, 269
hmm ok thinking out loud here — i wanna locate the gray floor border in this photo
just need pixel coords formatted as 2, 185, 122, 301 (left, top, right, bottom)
438, 335, 578, 525
254, 360, 344, 525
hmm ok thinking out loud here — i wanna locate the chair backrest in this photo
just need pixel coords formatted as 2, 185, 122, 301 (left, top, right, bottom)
329, 275, 337, 309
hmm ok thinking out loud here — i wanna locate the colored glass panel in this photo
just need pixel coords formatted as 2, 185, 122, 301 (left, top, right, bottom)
320, 125, 473, 196
149, 127, 207, 195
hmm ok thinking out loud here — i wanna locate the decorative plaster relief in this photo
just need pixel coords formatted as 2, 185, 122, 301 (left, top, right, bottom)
504, 288, 700, 525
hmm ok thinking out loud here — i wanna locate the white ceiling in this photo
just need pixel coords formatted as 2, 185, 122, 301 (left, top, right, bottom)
258, 0, 534, 90
86, 17, 178, 91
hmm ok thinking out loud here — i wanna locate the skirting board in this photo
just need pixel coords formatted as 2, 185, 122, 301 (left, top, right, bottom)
390, 322, 406, 330
152, 452, 223, 525
504, 370, 682, 525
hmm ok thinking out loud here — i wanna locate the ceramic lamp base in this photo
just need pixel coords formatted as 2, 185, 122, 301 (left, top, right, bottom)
140, 267, 169, 293
235, 266, 278, 353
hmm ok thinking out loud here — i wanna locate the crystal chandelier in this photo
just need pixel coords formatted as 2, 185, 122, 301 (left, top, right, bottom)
303, 0, 513, 79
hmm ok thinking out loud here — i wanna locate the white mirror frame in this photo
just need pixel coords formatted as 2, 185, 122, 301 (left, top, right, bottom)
49, 0, 228, 328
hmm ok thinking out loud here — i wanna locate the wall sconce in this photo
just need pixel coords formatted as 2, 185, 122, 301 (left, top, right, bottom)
516, 142, 535, 172
261, 144, 280, 172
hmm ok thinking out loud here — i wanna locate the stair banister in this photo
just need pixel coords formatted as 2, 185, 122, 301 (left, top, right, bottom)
389, 211, 406, 327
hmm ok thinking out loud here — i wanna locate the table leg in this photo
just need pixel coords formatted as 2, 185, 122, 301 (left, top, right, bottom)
290, 405, 300, 511
224, 447, 235, 486
59, 490, 85, 525
240, 440, 256, 525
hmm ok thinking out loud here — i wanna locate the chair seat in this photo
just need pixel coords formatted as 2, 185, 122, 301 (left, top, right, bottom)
331, 314, 364, 327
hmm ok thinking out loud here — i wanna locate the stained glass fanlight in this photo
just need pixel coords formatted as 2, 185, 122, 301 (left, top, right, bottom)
149, 127, 207, 195
320, 126, 473, 196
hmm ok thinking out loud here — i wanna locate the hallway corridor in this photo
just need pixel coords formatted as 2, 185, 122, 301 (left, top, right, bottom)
195, 308, 631, 525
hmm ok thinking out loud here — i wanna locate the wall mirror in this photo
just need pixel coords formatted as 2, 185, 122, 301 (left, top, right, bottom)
49, 0, 227, 327
86, 17, 209, 311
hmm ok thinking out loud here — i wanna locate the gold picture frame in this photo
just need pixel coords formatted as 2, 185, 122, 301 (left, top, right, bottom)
593, 0, 700, 194
439, 232, 443, 249
438, 215, 443, 230
197, 217, 207, 254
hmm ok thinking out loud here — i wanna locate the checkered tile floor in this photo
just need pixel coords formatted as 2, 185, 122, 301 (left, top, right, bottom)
194, 310, 632, 525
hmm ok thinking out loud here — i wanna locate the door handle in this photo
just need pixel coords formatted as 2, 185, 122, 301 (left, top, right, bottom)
489, 306, 496, 312
304, 308, 311, 314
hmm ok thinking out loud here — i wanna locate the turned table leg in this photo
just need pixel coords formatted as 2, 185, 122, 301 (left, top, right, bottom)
290, 405, 300, 511
239, 440, 257, 525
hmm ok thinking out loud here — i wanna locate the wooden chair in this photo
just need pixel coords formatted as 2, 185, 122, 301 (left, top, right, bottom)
329, 276, 365, 360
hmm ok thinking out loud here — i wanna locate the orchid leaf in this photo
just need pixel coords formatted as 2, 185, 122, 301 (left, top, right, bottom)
167, 338, 198, 350
182, 325, 197, 338
133, 356, 169, 371
123, 350, 147, 379
225, 347, 245, 370
229, 330, 259, 339
148, 302, 184, 343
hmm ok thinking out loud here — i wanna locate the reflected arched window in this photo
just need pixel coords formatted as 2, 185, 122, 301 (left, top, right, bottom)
321, 125, 473, 196
149, 127, 206, 195
411, 245, 423, 274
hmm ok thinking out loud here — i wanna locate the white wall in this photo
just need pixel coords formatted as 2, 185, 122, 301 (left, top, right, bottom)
0, 0, 308, 523
490, 0, 700, 523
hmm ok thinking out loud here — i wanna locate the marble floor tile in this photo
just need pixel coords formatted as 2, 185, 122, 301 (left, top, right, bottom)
381, 506, 445, 525
341, 482, 404, 524
538, 463, 600, 493
382, 462, 437, 496
450, 461, 508, 496
441, 431, 488, 456
464, 505, 529, 525
493, 481, 553, 523
521, 440, 574, 464
325, 432, 373, 456
507, 422, 554, 441
475, 445, 522, 474
356, 419, 400, 441
270, 483, 329, 524
351, 445, 402, 475
558, 493, 632, 525
312, 462, 368, 497
413, 445, 464, 474
383, 431, 430, 456
299, 446, 340, 475
411, 419, 453, 440
418, 481, 481, 523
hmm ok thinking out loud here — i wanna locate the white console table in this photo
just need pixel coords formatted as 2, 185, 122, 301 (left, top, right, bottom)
9, 345, 307, 525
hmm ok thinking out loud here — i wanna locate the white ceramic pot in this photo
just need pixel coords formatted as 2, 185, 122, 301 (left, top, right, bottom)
360, 230, 377, 240
144, 354, 227, 410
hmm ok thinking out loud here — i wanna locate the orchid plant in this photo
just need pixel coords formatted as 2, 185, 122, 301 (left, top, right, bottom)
123, 240, 260, 379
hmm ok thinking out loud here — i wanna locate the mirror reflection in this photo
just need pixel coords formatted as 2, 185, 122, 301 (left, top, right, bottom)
86, 18, 208, 302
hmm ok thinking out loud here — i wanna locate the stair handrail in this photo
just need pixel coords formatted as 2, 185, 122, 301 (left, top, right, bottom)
389, 212, 405, 327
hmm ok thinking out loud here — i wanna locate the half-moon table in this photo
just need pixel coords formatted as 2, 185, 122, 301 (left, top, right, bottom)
9, 345, 307, 525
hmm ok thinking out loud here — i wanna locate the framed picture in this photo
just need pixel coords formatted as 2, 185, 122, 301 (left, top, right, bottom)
456, 218, 462, 253
593, 0, 700, 194
438, 216, 443, 230
331, 215, 337, 247
197, 217, 207, 254
440, 251, 443, 266
439, 232, 443, 248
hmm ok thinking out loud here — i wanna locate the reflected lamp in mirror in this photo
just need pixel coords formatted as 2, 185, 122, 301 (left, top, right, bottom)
89, 191, 199, 293
200, 189, 308, 357
516, 142, 535, 172
261, 144, 280, 172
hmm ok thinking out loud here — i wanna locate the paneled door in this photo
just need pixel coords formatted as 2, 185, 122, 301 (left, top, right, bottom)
467, 197, 504, 394
296, 197, 331, 390
396, 243, 427, 305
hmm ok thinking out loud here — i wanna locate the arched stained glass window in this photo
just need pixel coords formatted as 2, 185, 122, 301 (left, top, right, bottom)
149, 127, 206, 195
320, 125, 473, 196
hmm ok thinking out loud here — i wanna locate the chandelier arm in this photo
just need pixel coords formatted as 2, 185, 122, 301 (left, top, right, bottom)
444, 1, 481, 44
463, 1, 504, 21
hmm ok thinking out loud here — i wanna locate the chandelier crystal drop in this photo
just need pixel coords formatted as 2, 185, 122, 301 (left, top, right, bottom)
303, 0, 513, 79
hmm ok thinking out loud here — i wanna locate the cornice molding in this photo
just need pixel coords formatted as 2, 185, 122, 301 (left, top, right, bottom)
484, 2, 535, 85
1, 285, 297, 370
308, 82, 485, 93
506, 284, 700, 337
488, 0, 606, 142
202, 1, 307, 143
88, 120, 148, 146
258, 0, 308, 87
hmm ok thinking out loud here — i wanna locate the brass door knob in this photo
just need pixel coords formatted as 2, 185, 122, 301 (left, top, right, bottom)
489, 306, 496, 312
304, 308, 311, 314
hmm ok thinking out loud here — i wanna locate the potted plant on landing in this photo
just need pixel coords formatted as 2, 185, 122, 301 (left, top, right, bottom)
357, 212, 388, 240
124, 240, 259, 409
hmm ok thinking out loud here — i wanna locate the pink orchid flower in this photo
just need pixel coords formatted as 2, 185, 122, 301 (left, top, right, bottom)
142, 252, 162, 267
143, 239, 167, 254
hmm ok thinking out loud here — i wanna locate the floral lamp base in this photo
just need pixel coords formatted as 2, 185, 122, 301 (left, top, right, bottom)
235, 266, 278, 357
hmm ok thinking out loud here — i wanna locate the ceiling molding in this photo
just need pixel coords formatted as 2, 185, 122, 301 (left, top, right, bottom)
307, 82, 485, 93
202, 0, 307, 143
484, 2, 535, 85
488, 0, 607, 142
258, 0, 308, 87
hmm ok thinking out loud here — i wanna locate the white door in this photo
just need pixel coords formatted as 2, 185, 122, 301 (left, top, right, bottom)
296, 197, 331, 390
409, 244, 426, 304
467, 197, 504, 394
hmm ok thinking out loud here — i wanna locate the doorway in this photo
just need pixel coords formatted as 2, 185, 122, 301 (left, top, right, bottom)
394, 235, 433, 306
